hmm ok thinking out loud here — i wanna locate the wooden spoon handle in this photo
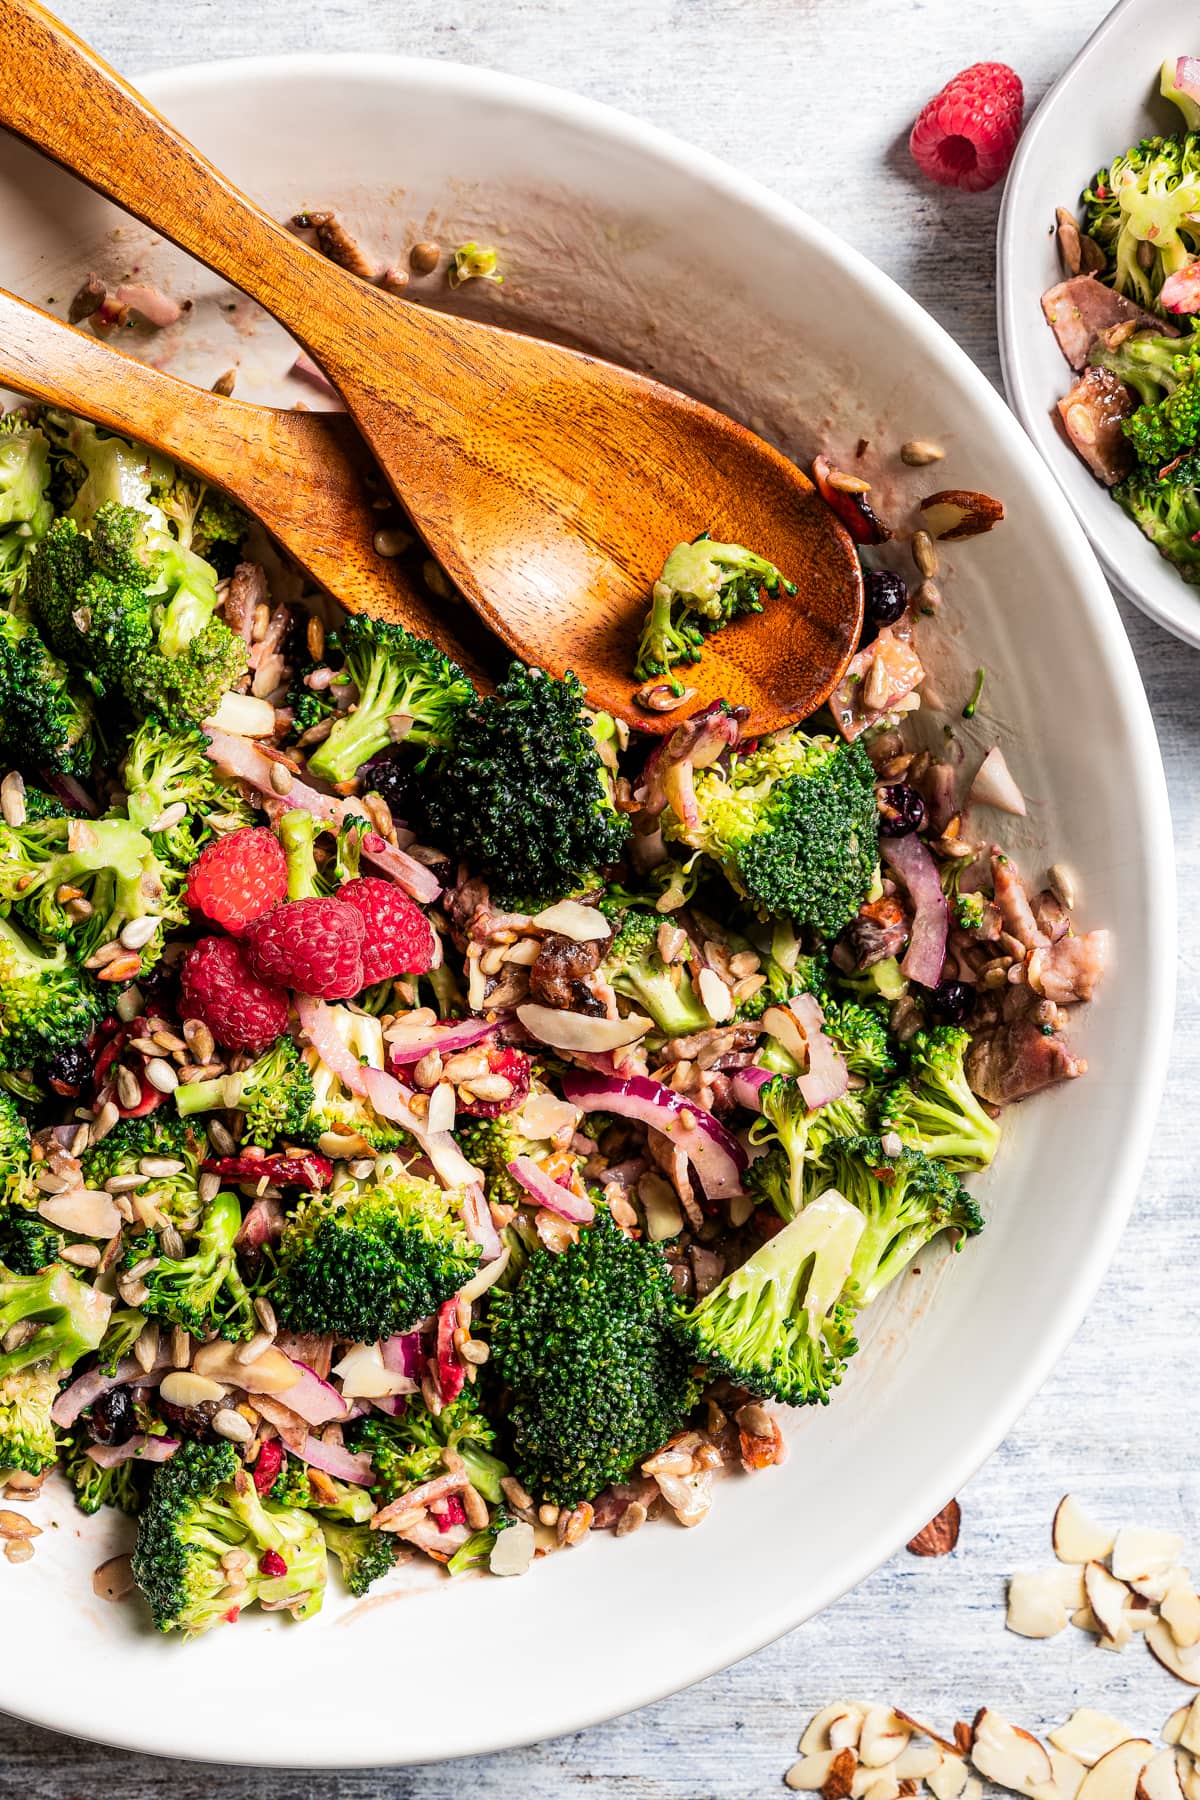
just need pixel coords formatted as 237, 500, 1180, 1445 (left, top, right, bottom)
0, 0, 361, 355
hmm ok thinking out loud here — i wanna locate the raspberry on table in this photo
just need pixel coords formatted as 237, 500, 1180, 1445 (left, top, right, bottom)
242, 896, 365, 1000
185, 827, 288, 936
338, 876, 437, 985
180, 936, 290, 1055
909, 62, 1024, 193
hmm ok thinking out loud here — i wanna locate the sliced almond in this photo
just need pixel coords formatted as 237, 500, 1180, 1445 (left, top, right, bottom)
963, 1782, 983, 1800
907, 1499, 961, 1557
1072, 1605, 1103, 1635
1112, 1528, 1185, 1586
824, 1749, 858, 1800
190, 1339, 300, 1396
927, 1758, 969, 1800
1134, 1567, 1184, 1606
1163, 1710, 1190, 1749
895, 1713, 962, 1757
1138, 1750, 1185, 1800
1051, 1714, 1143, 1768
788, 1752, 843, 1791
971, 1709, 1053, 1796
1149, 1619, 1200, 1686
38, 1188, 121, 1238
918, 488, 1004, 540
1085, 1561, 1133, 1648
802, 1706, 866, 1756
1045, 1750, 1089, 1800
1176, 1756, 1200, 1800
862, 1777, 900, 1800
1164, 1579, 1200, 1652
831, 1717, 866, 1754
1054, 1495, 1116, 1566
1008, 1570, 1071, 1639
894, 1747, 943, 1783
859, 1707, 911, 1768
1077, 1743, 1154, 1800
1178, 1701, 1200, 1759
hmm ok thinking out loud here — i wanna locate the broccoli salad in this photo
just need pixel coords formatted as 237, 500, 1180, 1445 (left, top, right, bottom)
0, 397, 1109, 1639
1043, 54, 1200, 582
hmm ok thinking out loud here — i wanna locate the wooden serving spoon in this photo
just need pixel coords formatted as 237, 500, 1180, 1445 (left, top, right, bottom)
0, 0, 864, 734
0, 285, 495, 682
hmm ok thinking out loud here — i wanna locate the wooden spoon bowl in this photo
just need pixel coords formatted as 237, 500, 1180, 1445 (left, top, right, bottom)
0, 0, 863, 734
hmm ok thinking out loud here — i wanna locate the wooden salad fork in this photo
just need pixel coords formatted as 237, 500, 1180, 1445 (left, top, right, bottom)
0, 0, 863, 734
0, 285, 490, 681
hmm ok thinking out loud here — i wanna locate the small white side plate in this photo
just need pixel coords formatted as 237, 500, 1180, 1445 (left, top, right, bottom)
998, 0, 1200, 649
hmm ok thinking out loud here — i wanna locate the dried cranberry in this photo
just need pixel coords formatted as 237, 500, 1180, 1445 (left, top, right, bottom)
259, 1548, 288, 1578
927, 979, 973, 1026
864, 568, 908, 627
877, 784, 925, 837
252, 1438, 285, 1496
90, 1386, 136, 1447
202, 1151, 334, 1190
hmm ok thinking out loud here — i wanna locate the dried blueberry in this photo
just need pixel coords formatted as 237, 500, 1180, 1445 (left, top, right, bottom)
928, 979, 973, 1026
91, 1385, 136, 1447
864, 568, 908, 628
358, 748, 431, 834
876, 784, 925, 837
45, 1041, 94, 1098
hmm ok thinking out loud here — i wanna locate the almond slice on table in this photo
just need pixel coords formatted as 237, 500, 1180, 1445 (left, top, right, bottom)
1163, 1709, 1190, 1749
963, 1782, 984, 1800
825, 1749, 859, 1800
858, 1774, 900, 1800
971, 1709, 1053, 1796
1054, 1495, 1117, 1565
831, 1714, 866, 1754
1085, 1560, 1134, 1649
895, 1712, 962, 1757
1072, 1605, 1103, 1635
859, 1706, 911, 1767
894, 1746, 943, 1782
1111, 1528, 1185, 1587
907, 1500, 962, 1557
802, 1705, 868, 1755
1162, 1578, 1200, 1651
1043, 1749, 1090, 1800
1149, 1619, 1200, 1685
1008, 1570, 1072, 1639
1178, 1701, 1200, 1758
1176, 1756, 1200, 1800
1138, 1750, 1186, 1800
918, 489, 1005, 540
1050, 1713, 1142, 1768
1076, 1741, 1154, 1800
788, 1750, 852, 1792
927, 1757, 970, 1800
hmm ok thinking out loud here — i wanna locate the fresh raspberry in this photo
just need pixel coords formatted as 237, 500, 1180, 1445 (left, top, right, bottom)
186, 827, 288, 936
180, 935, 290, 1054
909, 63, 1023, 193
337, 876, 437, 985
242, 897, 365, 1000
455, 1043, 531, 1118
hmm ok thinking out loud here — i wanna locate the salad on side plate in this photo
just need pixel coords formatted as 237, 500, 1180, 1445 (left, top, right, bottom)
0, 395, 1108, 1638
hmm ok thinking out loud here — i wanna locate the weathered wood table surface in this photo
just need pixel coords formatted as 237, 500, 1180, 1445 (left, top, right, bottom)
2, 0, 1195, 1793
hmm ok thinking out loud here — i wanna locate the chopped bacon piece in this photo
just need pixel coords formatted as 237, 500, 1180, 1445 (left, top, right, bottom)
832, 612, 924, 741
1041, 275, 1173, 370
1027, 930, 1110, 1004
967, 1014, 1084, 1105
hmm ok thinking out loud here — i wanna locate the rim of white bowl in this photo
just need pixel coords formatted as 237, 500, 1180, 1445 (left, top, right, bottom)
1, 51, 1176, 1767
996, 0, 1200, 648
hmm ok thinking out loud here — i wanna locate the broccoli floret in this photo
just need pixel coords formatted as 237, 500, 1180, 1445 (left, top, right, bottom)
305, 617, 473, 787
0, 419, 53, 601
121, 713, 253, 861
0, 809, 181, 970
1092, 323, 1200, 409
0, 1088, 30, 1177
175, 1035, 314, 1148
424, 662, 630, 906
821, 999, 895, 1082
0, 609, 95, 778
0, 1101, 60, 1274
97, 1304, 150, 1376
0, 916, 104, 1072
131, 1438, 327, 1636
682, 1188, 867, 1406
81, 1113, 208, 1228
663, 730, 878, 934
877, 1027, 1000, 1172
453, 1107, 561, 1212
301, 1007, 408, 1151
489, 1209, 697, 1506
321, 1517, 401, 1596
354, 1386, 504, 1506
60, 1423, 142, 1516
1111, 467, 1200, 578
600, 908, 711, 1036
819, 1135, 983, 1307
634, 536, 796, 689
274, 1173, 480, 1341
125, 1190, 255, 1340
745, 1074, 869, 1222
446, 1519, 508, 1576
0, 1259, 112, 1472
1082, 134, 1200, 308
149, 470, 247, 563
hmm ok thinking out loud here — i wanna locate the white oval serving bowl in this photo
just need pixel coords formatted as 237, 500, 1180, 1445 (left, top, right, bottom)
0, 55, 1175, 1768
998, 0, 1200, 650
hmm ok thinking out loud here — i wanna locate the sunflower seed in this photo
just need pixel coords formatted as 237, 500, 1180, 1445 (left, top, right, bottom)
269, 761, 293, 796
183, 1019, 215, 1063
198, 1172, 221, 1204
120, 915, 160, 951
900, 439, 945, 467
912, 530, 938, 580
212, 1408, 254, 1445
0, 770, 27, 827
144, 1058, 178, 1094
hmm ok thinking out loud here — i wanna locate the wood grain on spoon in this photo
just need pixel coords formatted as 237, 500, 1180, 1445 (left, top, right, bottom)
0, 286, 492, 682
0, 0, 863, 733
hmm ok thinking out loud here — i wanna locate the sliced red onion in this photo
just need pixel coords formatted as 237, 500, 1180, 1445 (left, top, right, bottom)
507, 1156, 596, 1224
279, 1360, 352, 1426
42, 770, 98, 817
292, 1434, 374, 1486
371, 1393, 409, 1418
204, 728, 439, 902
460, 1182, 502, 1259
968, 746, 1027, 817
788, 993, 850, 1111
114, 282, 182, 328
883, 831, 948, 989
561, 1070, 746, 1201
387, 1016, 501, 1066
1175, 54, 1200, 99
51, 1356, 167, 1428
290, 350, 341, 398
380, 1332, 424, 1379
457, 1246, 511, 1302
730, 1066, 774, 1112
296, 994, 370, 1096
87, 1434, 179, 1470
